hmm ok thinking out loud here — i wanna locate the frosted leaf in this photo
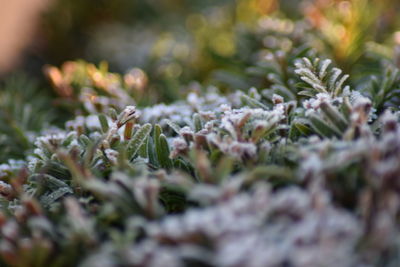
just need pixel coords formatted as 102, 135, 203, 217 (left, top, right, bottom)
105, 148, 119, 164
302, 93, 335, 113
328, 68, 342, 88
179, 126, 193, 136
27, 157, 40, 172
170, 138, 188, 158
295, 67, 320, 84
34, 132, 67, 150
248, 87, 261, 100
319, 59, 331, 79
0, 181, 12, 196
334, 74, 349, 94
272, 94, 284, 104
269, 187, 311, 218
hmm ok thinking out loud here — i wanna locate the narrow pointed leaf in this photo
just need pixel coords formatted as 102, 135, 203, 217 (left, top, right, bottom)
164, 119, 181, 135
308, 113, 341, 138
156, 134, 173, 169
98, 114, 109, 133
127, 123, 152, 160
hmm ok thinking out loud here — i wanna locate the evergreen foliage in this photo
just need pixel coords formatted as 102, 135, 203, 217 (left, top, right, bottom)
2, 1, 400, 266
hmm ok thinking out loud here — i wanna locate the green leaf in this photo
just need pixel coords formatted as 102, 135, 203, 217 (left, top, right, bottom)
84, 138, 102, 168
308, 113, 341, 138
98, 113, 109, 133
62, 132, 76, 147
319, 102, 348, 132
42, 161, 71, 181
40, 187, 73, 208
173, 158, 192, 173
29, 173, 71, 191
154, 124, 162, 156
79, 134, 91, 147
240, 94, 268, 109
293, 121, 313, 136
164, 119, 181, 135
340, 96, 352, 120
215, 156, 234, 182
193, 113, 202, 132
127, 123, 152, 160
298, 90, 316, 98
109, 108, 119, 121
155, 132, 173, 169
138, 136, 148, 158
245, 165, 293, 186
147, 136, 158, 167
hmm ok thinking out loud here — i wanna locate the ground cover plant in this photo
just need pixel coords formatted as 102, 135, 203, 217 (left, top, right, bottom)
2, 0, 400, 266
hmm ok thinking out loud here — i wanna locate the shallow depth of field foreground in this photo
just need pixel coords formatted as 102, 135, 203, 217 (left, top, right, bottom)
1, 0, 400, 266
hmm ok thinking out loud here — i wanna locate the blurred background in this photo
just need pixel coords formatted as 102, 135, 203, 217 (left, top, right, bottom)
1, 0, 400, 93
1, 0, 284, 92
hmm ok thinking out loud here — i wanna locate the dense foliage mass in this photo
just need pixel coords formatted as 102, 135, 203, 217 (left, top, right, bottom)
2, 0, 400, 266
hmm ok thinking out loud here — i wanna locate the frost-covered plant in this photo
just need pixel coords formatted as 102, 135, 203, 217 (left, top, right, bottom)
3, 8, 400, 267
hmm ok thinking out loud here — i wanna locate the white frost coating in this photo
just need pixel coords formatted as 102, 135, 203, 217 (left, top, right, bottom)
144, 185, 360, 267
123, 105, 136, 115
319, 59, 332, 79
140, 102, 193, 125
34, 132, 67, 150
179, 126, 194, 136
352, 94, 371, 108
295, 67, 320, 83
302, 93, 341, 115
329, 68, 342, 88
105, 148, 119, 164
170, 138, 188, 158
272, 94, 284, 104
249, 87, 261, 100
